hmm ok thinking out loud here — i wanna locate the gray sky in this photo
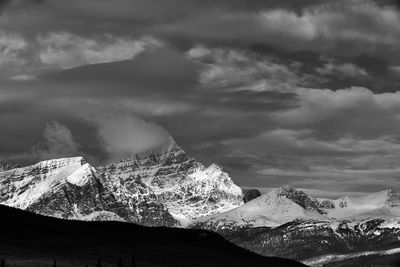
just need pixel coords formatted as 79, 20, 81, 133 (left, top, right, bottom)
1, 0, 400, 194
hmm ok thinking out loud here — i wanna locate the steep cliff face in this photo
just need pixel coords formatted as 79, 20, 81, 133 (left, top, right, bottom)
0, 140, 243, 227
0, 157, 175, 226
100, 141, 244, 225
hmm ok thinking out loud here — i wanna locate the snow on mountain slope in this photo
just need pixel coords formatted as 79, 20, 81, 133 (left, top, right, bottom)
318, 190, 400, 220
66, 163, 95, 186
191, 186, 400, 263
161, 163, 243, 225
101, 140, 244, 225
192, 186, 400, 231
303, 247, 400, 267
0, 138, 242, 226
0, 157, 175, 226
0, 157, 87, 209
192, 186, 328, 229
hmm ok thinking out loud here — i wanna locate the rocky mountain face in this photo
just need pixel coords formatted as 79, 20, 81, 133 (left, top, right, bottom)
221, 219, 400, 263
0, 139, 243, 227
190, 186, 400, 265
0, 163, 20, 172
0, 157, 175, 226
242, 188, 261, 203
99, 141, 244, 225
1, 138, 400, 265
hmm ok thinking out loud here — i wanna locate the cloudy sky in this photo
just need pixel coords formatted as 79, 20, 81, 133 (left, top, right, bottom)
1, 0, 400, 195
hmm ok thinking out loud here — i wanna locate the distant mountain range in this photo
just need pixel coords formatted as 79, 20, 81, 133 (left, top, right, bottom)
191, 186, 400, 265
0, 138, 399, 266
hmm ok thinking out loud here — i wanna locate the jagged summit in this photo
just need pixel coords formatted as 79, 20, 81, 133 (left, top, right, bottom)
206, 163, 224, 173
101, 139, 243, 225
192, 186, 328, 229
270, 186, 329, 213
112, 135, 182, 164
0, 137, 243, 227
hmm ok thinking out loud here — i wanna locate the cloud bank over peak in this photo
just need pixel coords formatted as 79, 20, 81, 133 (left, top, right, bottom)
33, 121, 81, 161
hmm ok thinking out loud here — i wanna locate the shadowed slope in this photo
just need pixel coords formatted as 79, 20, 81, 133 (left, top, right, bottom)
0, 204, 305, 267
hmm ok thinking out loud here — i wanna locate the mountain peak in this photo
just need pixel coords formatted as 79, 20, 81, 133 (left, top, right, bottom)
0, 156, 92, 209
268, 186, 326, 214
205, 163, 223, 174
270, 185, 305, 199
383, 189, 400, 207
37, 156, 86, 168
276, 185, 297, 194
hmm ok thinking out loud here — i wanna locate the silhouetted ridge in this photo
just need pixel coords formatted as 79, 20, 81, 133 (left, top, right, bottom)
0, 204, 304, 267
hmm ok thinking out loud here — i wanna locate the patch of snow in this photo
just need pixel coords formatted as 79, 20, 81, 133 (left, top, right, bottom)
303, 247, 400, 267
79, 211, 126, 222
0, 157, 86, 209
321, 190, 400, 220
66, 163, 95, 186
379, 219, 400, 229
193, 187, 329, 228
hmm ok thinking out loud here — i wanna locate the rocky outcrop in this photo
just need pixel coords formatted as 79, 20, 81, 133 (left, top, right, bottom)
242, 188, 261, 203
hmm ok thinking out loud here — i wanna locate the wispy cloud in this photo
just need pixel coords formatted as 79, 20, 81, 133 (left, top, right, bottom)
38, 33, 161, 69
33, 121, 81, 160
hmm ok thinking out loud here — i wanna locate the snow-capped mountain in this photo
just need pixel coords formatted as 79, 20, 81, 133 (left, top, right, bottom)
0, 139, 243, 226
0, 157, 175, 226
1, 136, 399, 265
191, 186, 400, 229
319, 189, 400, 220
192, 186, 328, 229
190, 186, 400, 264
99, 140, 243, 225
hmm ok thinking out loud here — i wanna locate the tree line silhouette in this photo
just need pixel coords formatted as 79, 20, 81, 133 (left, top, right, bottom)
0, 251, 136, 267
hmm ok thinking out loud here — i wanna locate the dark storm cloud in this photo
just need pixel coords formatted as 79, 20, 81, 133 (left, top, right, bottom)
3, 0, 400, 61
2, 0, 400, 194
41, 47, 201, 95
37, 47, 298, 150
0, 0, 11, 13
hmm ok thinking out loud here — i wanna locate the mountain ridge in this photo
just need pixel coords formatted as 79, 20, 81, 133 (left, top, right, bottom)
1, 139, 400, 265
0, 139, 243, 227
190, 186, 400, 265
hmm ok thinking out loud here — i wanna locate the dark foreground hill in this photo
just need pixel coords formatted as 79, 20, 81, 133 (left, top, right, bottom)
0, 205, 305, 267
